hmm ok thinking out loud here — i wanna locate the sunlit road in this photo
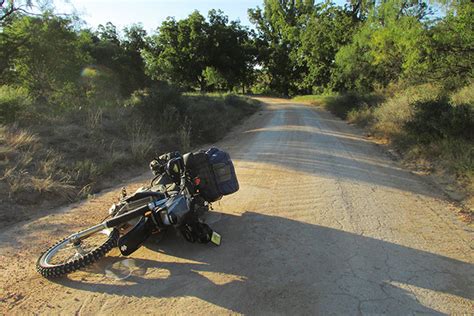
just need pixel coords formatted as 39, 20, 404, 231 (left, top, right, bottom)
1, 98, 472, 314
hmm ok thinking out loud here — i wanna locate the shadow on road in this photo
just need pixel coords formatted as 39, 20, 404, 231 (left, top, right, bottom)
56, 212, 473, 314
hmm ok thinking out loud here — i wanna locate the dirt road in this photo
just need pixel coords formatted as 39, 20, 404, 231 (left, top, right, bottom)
1, 98, 473, 314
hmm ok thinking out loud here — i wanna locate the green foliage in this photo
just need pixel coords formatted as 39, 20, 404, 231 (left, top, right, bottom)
333, 0, 430, 91
85, 22, 151, 97
323, 92, 383, 119
249, 0, 315, 95
127, 83, 260, 144
184, 94, 259, 143
0, 0, 33, 26
293, 94, 332, 106
2, 14, 91, 102
247, 0, 471, 96
126, 82, 183, 131
451, 82, 474, 106
372, 83, 444, 137
347, 104, 374, 127
298, 4, 356, 91
406, 99, 473, 143
203, 66, 227, 91
0, 85, 31, 123
80, 65, 121, 108
143, 12, 211, 90
317, 81, 474, 178
143, 10, 255, 92
427, 2, 474, 89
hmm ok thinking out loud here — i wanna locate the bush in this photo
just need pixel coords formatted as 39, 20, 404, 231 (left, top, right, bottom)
126, 83, 183, 132
372, 83, 444, 138
406, 99, 474, 143
324, 92, 383, 119
405, 98, 451, 142
183, 94, 259, 144
347, 104, 374, 127
0, 86, 32, 123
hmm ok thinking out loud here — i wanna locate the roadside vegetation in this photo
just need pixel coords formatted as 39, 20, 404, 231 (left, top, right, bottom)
0, 5, 260, 224
0, 84, 258, 224
0, 0, 472, 219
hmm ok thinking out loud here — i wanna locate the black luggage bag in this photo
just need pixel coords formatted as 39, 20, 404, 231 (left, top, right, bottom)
185, 147, 239, 202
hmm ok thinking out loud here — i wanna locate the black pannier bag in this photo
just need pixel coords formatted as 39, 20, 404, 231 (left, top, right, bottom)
185, 147, 239, 202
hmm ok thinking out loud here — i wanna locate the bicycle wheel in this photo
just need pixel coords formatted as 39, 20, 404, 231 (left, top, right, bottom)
36, 228, 119, 278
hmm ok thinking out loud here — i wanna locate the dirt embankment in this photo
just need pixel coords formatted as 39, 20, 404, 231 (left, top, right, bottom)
1, 98, 472, 314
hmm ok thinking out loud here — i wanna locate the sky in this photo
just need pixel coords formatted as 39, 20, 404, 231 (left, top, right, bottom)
54, 0, 266, 33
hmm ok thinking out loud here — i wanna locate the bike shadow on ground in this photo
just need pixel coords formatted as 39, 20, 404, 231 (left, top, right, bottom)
55, 211, 473, 314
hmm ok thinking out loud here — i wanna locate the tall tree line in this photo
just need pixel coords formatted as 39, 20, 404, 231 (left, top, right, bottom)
250, 0, 472, 95
0, 0, 472, 106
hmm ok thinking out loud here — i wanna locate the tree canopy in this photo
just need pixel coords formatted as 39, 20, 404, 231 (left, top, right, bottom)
0, 0, 472, 100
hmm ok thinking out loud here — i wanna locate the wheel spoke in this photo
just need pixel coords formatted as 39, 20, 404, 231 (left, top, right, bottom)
42, 230, 111, 266
37, 228, 119, 278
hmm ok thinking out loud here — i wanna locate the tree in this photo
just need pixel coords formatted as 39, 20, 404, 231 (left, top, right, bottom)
298, 3, 356, 92
143, 10, 256, 92
0, 0, 32, 25
84, 22, 150, 96
248, 0, 315, 95
122, 24, 150, 92
346, 0, 375, 21
427, 1, 474, 88
207, 9, 256, 92
97, 22, 120, 45
203, 66, 226, 90
332, 0, 431, 91
2, 14, 91, 103
143, 11, 209, 90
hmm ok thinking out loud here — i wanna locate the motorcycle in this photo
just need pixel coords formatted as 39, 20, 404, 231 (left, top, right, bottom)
36, 147, 239, 278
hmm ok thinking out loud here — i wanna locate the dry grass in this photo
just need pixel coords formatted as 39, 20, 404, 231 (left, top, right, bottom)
178, 119, 192, 152
1, 127, 39, 150
128, 120, 156, 160
372, 83, 444, 138
85, 108, 103, 130
0, 93, 259, 226
347, 104, 374, 127
451, 82, 474, 106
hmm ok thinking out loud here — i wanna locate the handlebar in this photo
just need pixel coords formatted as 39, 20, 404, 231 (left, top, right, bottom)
150, 152, 196, 195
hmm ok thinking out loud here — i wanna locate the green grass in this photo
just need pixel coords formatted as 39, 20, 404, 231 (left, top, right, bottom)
292, 94, 331, 106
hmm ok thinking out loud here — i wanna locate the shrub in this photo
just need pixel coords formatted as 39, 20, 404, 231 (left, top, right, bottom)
184, 94, 259, 144
434, 139, 474, 174
406, 99, 474, 143
126, 83, 183, 132
323, 92, 383, 119
293, 94, 330, 106
347, 103, 374, 127
184, 96, 226, 143
0, 86, 32, 123
372, 83, 444, 138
